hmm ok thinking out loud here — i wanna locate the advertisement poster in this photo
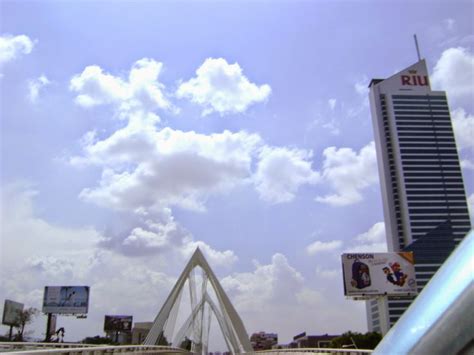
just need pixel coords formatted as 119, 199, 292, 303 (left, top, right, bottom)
42, 286, 90, 314
341, 252, 417, 297
2, 300, 24, 326
104, 315, 133, 332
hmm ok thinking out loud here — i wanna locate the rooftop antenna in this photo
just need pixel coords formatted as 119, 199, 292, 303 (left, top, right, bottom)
413, 34, 422, 61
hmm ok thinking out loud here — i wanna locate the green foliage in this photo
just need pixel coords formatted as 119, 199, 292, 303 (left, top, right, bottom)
179, 337, 192, 350
81, 335, 117, 345
156, 331, 169, 345
329, 331, 382, 350
12, 307, 39, 341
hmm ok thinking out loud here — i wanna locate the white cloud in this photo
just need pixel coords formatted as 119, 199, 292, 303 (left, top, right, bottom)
322, 120, 341, 136
451, 108, 474, 150
176, 58, 271, 116
315, 141, 379, 206
26, 256, 75, 278
221, 253, 304, 312
254, 146, 319, 204
328, 98, 337, 110
355, 221, 385, 244
315, 267, 340, 279
180, 239, 238, 268
345, 222, 388, 253
468, 193, 474, 219
431, 47, 474, 107
76, 125, 262, 212
461, 159, 474, 170
70, 59, 322, 213
28, 75, 50, 103
221, 253, 366, 343
0, 182, 238, 341
116, 210, 237, 267
1, 183, 101, 270
70, 58, 175, 113
0, 34, 34, 65
443, 18, 455, 31
306, 240, 343, 255
354, 76, 368, 96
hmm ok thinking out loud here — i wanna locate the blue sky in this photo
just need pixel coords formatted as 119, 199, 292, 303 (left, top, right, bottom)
1, 0, 473, 348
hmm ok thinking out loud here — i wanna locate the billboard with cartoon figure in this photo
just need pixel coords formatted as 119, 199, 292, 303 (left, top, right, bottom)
42, 286, 90, 314
341, 252, 417, 297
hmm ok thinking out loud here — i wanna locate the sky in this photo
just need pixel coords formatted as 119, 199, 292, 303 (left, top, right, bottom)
0, 0, 473, 349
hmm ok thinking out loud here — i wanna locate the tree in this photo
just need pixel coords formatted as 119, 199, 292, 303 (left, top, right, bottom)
329, 331, 382, 350
179, 337, 192, 351
81, 335, 116, 345
13, 308, 39, 341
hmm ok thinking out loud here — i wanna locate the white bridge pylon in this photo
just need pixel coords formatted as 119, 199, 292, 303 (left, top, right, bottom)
144, 248, 253, 354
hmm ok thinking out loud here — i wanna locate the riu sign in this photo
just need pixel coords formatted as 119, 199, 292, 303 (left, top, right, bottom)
401, 74, 429, 86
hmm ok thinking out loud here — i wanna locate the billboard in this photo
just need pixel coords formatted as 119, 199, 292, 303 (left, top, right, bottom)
341, 252, 417, 297
42, 286, 90, 314
104, 315, 133, 332
2, 300, 24, 326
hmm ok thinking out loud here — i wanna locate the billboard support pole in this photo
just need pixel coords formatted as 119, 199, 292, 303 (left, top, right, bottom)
8, 325, 13, 341
44, 313, 52, 342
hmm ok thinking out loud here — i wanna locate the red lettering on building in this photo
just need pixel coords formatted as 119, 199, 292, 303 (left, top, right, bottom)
417, 75, 429, 86
401, 75, 411, 85
401, 75, 429, 86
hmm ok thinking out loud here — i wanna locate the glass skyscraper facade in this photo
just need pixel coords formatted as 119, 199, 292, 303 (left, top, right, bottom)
367, 59, 471, 334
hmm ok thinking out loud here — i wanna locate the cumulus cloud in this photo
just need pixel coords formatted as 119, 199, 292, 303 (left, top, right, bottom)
315, 267, 340, 279
461, 159, 474, 170
28, 75, 50, 102
69, 59, 323, 214
221, 253, 304, 312
355, 222, 385, 244
306, 240, 343, 255
354, 76, 368, 96
315, 141, 379, 206
180, 240, 238, 268
431, 47, 474, 107
221, 253, 366, 342
1, 183, 102, 280
345, 222, 387, 253
76, 125, 262, 212
70, 58, 175, 113
328, 98, 337, 110
0, 34, 34, 65
468, 194, 474, 219
106, 210, 238, 267
0, 182, 239, 341
451, 108, 474, 150
176, 58, 271, 116
26, 256, 75, 278
254, 146, 319, 204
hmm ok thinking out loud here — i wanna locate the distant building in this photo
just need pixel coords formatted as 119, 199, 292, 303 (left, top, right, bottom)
368, 59, 471, 334
250, 331, 278, 350
293, 332, 339, 348
273, 332, 339, 349
131, 322, 153, 344
105, 330, 131, 344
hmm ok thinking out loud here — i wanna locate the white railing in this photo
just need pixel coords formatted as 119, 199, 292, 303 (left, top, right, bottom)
256, 349, 372, 354
0, 342, 190, 354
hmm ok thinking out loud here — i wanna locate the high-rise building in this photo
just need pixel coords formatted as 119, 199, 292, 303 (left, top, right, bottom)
367, 59, 471, 334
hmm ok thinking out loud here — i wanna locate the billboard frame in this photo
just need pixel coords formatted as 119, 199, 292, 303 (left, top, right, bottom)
2, 299, 24, 326
42, 286, 90, 315
104, 315, 133, 332
341, 252, 417, 298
